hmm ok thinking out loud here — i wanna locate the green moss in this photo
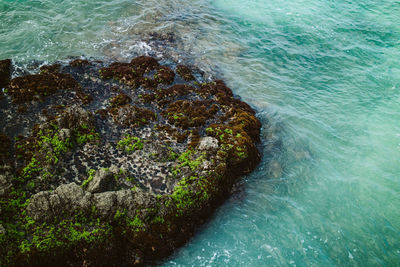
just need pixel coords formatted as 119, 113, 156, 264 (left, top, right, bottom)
76, 127, 99, 145
0, 195, 112, 265
224, 128, 233, 135
171, 182, 193, 211
39, 132, 72, 156
81, 169, 96, 188
126, 176, 136, 183
16, 215, 112, 254
117, 135, 143, 153
114, 209, 127, 223
172, 150, 206, 176
15, 121, 99, 188
151, 216, 164, 224
21, 157, 42, 180
170, 175, 210, 215
127, 215, 144, 232
167, 148, 178, 161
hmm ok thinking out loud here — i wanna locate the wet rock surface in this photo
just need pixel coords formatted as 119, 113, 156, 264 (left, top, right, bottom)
0, 59, 11, 90
0, 56, 261, 266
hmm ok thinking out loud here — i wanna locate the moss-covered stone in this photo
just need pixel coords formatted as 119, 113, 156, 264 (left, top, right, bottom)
7, 73, 79, 103
154, 66, 175, 85
69, 59, 91, 67
130, 55, 159, 74
40, 63, 61, 74
0, 56, 262, 267
109, 104, 155, 127
109, 93, 132, 108
176, 65, 195, 81
162, 99, 217, 129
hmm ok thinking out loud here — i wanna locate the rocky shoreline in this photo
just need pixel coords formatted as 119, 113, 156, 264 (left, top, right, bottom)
0, 56, 261, 266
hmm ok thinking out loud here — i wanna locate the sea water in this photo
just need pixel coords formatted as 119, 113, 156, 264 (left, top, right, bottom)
1, 0, 399, 266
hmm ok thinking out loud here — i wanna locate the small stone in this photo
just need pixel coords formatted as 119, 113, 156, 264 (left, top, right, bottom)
109, 164, 119, 174
59, 128, 72, 141
268, 160, 283, 178
57, 106, 93, 130
198, 137, 218, 150
26, 191, 53, 221
0, 224, 5, 235
86, 168, 117, 193
93, 191, 117, 219
54, 182, 93, 211
0, 173, 11, 197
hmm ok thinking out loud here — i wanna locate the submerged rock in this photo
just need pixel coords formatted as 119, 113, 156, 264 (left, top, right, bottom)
0, 56, 261, 266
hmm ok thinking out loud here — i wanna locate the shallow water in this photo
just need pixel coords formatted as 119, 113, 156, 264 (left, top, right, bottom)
1, 0, 400, 265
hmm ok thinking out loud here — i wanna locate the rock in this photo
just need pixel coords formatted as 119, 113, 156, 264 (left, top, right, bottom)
0, 173, 11, 197
0, 133, 12, 166
110, 104, 155, 127
49, 194, 61, 209
59, 128, 72, 141
268, 160, 283, 178
26, 191, 53, 221
176, 65, 195, 81
198, 137, 218, 150
54, 182, 93, 211
0, 59, 11, 89
57, 106, 93, 130
7, 72, 79, 103
86, 167, 117, 193
115, 189, 156, 215
93, 191, 117, 219
27, 183, 95, 221
0, 224, 5, 235
109, 165, 119, 174
1, 56, 262, 266
132, 189, 155, 207
115, 190, 136, 214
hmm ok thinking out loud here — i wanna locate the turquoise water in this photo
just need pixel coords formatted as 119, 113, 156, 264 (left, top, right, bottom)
1, 0, 400, 265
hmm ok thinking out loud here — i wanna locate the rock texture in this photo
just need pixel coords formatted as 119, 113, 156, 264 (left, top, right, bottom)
0, 56, 261, 266
0, 59, 11, 90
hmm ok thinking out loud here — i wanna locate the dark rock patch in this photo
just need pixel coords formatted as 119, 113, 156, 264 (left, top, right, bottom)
0, 59, 12, 90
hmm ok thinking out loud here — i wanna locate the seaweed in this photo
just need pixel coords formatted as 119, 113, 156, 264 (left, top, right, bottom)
69, 59, 91, 67
7, 73, 80, 104
176, 65, 195, 81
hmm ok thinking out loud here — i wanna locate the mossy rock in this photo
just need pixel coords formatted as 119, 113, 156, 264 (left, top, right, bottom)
0, 56, 261, 266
